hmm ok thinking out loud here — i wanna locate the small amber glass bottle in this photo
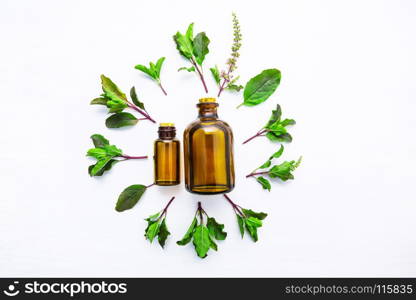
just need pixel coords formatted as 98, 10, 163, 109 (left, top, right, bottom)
183, 98, 235, 194
154, 123, 180, 186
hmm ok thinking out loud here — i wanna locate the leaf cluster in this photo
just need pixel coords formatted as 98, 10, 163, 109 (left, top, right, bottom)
174, 23, 210, 67
86, 134, 123, 176
235, 207, 267, 242
177, 203, 227, 258
264, 104, 296, 143
144, 200, 173, 249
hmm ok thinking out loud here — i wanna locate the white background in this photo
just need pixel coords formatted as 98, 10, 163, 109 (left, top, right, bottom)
1, 0, 415, 277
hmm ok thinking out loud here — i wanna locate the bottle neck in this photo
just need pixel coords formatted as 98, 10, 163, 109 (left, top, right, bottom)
197, 103, 218, 119
158, 126, 176, 140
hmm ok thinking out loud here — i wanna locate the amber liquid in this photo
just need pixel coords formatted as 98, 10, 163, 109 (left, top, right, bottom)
184, 103, 234, 194
154, 139, 180, 186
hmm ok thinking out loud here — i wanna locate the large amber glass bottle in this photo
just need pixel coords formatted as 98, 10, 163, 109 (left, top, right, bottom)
154, 123, 180, 186
184, 98, 235, 194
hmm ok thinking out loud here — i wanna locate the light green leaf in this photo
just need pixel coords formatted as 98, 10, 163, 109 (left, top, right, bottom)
158, 218, 170, 248
102, 145, 122, 157
135, 65, 156, 79
105, 112, 139, 128
256, 176, 271, 191
193, 32, 210, 65
269, 161, 296, 181
155, 57, 165, 77
115, 184, 146, 212
266, 104, 282, 127
86, 148, 107, 160
90, 134, 109, 148
209, 236, 218, 251
145, 221, 160, 243
210, 66, 220, 85
130, 87, 145, 111
178, 66, 196, 72
244, 217, 263, 242
226, 84, 244, 92
241, 69, 281, 107
177, 217, 197, 246
173, 23, 194, 59
206, 217, 227, 241
259, 160, 271, 169
145, 212, 161, 221
192, 225, 211, 258
88, 159, 118, 177
271, 145, 285, 159
100, 75, 127, 102
89, 157, 112, 176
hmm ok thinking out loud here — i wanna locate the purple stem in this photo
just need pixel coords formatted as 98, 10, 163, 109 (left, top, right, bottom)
190, 58, 208, 93
242, 129, 267, 144
158, 196, 175, 219
223, 194, 244, 217
217, 65, 232, 97
146, 183, 155, 188
127, 102, 156, 123
158, 82, 168, 96
246, 171, 269, 178
121, 155, 148, 160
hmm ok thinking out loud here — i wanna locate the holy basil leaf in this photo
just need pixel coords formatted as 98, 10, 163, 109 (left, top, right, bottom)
244, 217, 263, 242
177, 217, 197, 246
242, 209, 268, 220
206, 217, 227, 241
193, 32, 210, 65
271, 145, 284, 159
241, 69, 281, 107
100, 75, 127, 102
209, 236, 218, 251
178, 66, 196, 72
145, 221, 160, 243
134, 65, 156, 79
266, 132, 293, 143
90, 134, 109, 148
155, 57, 165, 77
102, 145, 122, 157
90, 97, 108, 105
145, 212, 160, 221
130, 87, 145, 111
280, 118, 296, 127
105, 112, 139, 128
158, 218, 170, 248
115, 184, 146, 212
173, 23, 194, 59
192, 225, 211, 258
226, 84, 244, 92
210, 66, 220, 85
269, 161, 296, 181
236, 215, 245, 238
89, 157, 113, 176
86, 148, 107, 160
266, 104, 282, 126
259, 160, 271, 169
88, 159, 118, 177
256, 176, 271, 191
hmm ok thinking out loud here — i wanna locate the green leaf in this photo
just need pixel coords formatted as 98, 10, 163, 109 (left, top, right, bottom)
88, 159, 118, 177
115, 184, 146, 212
241, 69, 281, 107
155, 57, 165, 77
210, 66, 220, 85
256, 176, 271, 191
192, 225, 211, 258
177, 217, 197, 246
134, 65, 156, 79
173, 23, 194, 59
90, 97, 108, 105
242, 209, 268, 220
236, 215, 245, 238
209, 236, 218, 251
102, 145, 122, 157
178, 66, 195, 72
158, 218, 170, 248
269, 161, 296, 181
266, 104, 282, 127
100, 75, 127, 102
271, 144, 284, 159
226, 84, 244, 92
106, 98, 128, 113
130, 87, 145, 111
206, 217, 227, 241
266, 132, 293, 143
145, 221, 160, 243
193, 32, 210, 65
259, 160, 271, 169
280, 118, 296, 127
86, 148, 107, 160
244, 217, 263, 242
105, 112, 139, 128
145, 212, 160, 221
90, 134, 109, 148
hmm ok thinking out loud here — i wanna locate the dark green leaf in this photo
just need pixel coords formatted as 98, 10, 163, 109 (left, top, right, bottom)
100, 75, 127, 102
192, 225, 211, 258
177, 217, 197, 246
206, 217, 227, 241
242, 208, 268, 220
178, 66, 195, 72
266, 132, 293, 143
90, 134, 109, 148
266, 104, 282, 126
115, 184, 146, 212
130, 87, 145, 111
236, 215, 245, 238
158, 218, 170, 248
193, 32, 210, 65
145, 221, 160, 242
88, 159, 118, 176
209, 236, 218, 251
105, 112, 139, 128
90, 97, 108, 105
210, 66, 220, 85
173, 23, 194, 59
256, 176, 271, 191
242, 69, 281, 107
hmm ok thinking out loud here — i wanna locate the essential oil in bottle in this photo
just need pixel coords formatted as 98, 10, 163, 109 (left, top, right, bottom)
183, 98, 235, 194
154, 123, 180, 186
